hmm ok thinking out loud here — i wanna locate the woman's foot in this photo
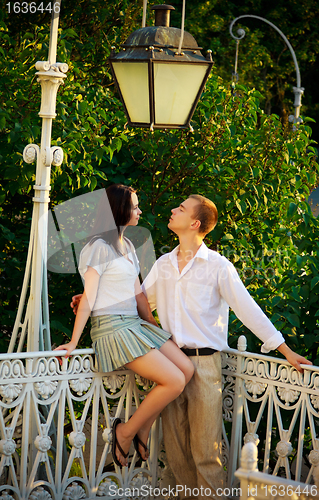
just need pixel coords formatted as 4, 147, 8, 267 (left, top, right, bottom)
133, 429, 150, 461
112, 420, 132, 467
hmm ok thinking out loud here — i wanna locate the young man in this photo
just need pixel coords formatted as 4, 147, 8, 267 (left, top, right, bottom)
140, 194, 311, 500
71, 194, 311, 499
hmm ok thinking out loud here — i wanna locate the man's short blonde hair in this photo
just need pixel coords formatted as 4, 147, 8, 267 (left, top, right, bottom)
189, 194, 218, 236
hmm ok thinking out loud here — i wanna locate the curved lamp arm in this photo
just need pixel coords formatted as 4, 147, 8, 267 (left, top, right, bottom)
229, 15, 304, 119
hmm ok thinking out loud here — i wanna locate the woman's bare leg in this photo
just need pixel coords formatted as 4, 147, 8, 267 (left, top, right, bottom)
114, 341, 194, 465
130, 340, 194, 456
159, 339, 194, 384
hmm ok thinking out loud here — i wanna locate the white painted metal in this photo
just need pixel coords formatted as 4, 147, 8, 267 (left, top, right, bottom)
177, 0, 186, 56
236, 442, 318, 500
6, 3, 317, 495
142, 0, 147, 28
0, 342, 318, 499
229, 15, 304, 121
222, 338, 319, 490
0, 351, 158, 500
9, 1, 67, 354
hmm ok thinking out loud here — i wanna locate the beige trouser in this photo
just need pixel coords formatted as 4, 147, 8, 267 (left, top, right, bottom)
162, 352, 226, 500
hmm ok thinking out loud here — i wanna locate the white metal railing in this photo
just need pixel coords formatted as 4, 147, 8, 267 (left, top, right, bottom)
235, 442, 318, 500
221, 342, 319, 491
0, 349, 159, 500
0, 341, 318, 500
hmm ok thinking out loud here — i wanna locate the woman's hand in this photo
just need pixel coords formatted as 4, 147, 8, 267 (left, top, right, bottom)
53, 340, 77, 365
55, 267, 100, 364
54, 340, 77, 357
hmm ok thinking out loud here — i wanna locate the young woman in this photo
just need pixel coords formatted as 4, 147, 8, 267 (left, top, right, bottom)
54, 184, 194, 467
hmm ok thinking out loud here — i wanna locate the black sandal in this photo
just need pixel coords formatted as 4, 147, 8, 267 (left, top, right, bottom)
111, 418, 129, 467
133, 433, 149, 461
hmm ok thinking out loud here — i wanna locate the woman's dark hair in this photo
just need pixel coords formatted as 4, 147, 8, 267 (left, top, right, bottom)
90, 184, 136, 254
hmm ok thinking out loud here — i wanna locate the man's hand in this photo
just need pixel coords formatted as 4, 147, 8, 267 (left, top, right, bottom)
70, 294, 83, 315
277, 343, 312, 373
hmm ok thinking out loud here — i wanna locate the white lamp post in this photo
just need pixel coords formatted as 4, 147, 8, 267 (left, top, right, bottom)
229, 15, 304, 125
9, 0, 67, 353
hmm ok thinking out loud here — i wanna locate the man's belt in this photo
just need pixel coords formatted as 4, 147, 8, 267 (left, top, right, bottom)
181, 347, 218, 356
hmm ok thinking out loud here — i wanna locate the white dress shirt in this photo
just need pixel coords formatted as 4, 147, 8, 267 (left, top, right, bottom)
141, 242, 285, 353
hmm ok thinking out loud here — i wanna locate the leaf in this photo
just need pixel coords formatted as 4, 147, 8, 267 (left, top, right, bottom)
96, 147, 105, 163
87, 116, 97, 126
271, 296, 281, 307
271, 313, 283, 323
51, 320, 72, 336
229, 125, 236, 137
3, 167, 20, 180
111, 137, 122, 153
89, 177, 97, 190
252, 167, 260, 178
235, 199, 246, 214
291, 286, 302, 302
296, 255, 303, 267
284, 313, 300, 328
310, 276, 319, 290
222, 233, 234, 241
288, 202, 298, 217
77, 101, 87, 114
287, 143, 295, 157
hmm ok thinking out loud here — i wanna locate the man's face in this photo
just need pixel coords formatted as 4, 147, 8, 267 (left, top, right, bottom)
168, 197, 199, 234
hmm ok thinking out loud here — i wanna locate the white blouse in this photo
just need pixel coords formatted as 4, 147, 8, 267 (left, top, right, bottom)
78, 238, 140, 316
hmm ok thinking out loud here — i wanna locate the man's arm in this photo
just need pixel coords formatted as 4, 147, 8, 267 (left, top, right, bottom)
135, 278, 158, 326
140, 261, 158, 312
218, 259, 312, 372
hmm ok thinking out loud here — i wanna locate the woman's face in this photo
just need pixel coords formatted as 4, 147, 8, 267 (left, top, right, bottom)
127, 193, 142, 226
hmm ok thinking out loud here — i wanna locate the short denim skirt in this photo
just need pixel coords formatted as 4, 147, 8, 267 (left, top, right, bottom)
90, 314, 171, 373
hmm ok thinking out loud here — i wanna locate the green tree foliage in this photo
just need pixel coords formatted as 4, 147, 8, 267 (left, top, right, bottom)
171, 0, 319, 141
1, 1, 318, 362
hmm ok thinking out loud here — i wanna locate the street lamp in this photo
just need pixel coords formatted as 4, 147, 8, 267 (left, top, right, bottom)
108, 4, 213, 131
229, 15, 304, 125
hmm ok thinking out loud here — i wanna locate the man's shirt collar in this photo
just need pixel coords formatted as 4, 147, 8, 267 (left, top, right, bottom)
169, 242, 209, 272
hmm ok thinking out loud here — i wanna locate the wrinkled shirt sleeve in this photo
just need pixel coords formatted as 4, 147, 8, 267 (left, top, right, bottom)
218, 259, 285, 353
78, 239, 110, 279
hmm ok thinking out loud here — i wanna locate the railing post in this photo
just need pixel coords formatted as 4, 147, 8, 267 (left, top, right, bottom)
227, 335, 246, 488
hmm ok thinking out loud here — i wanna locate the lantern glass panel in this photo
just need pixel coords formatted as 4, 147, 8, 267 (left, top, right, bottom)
112, 62, 150, 123
153, 63, 208, 125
